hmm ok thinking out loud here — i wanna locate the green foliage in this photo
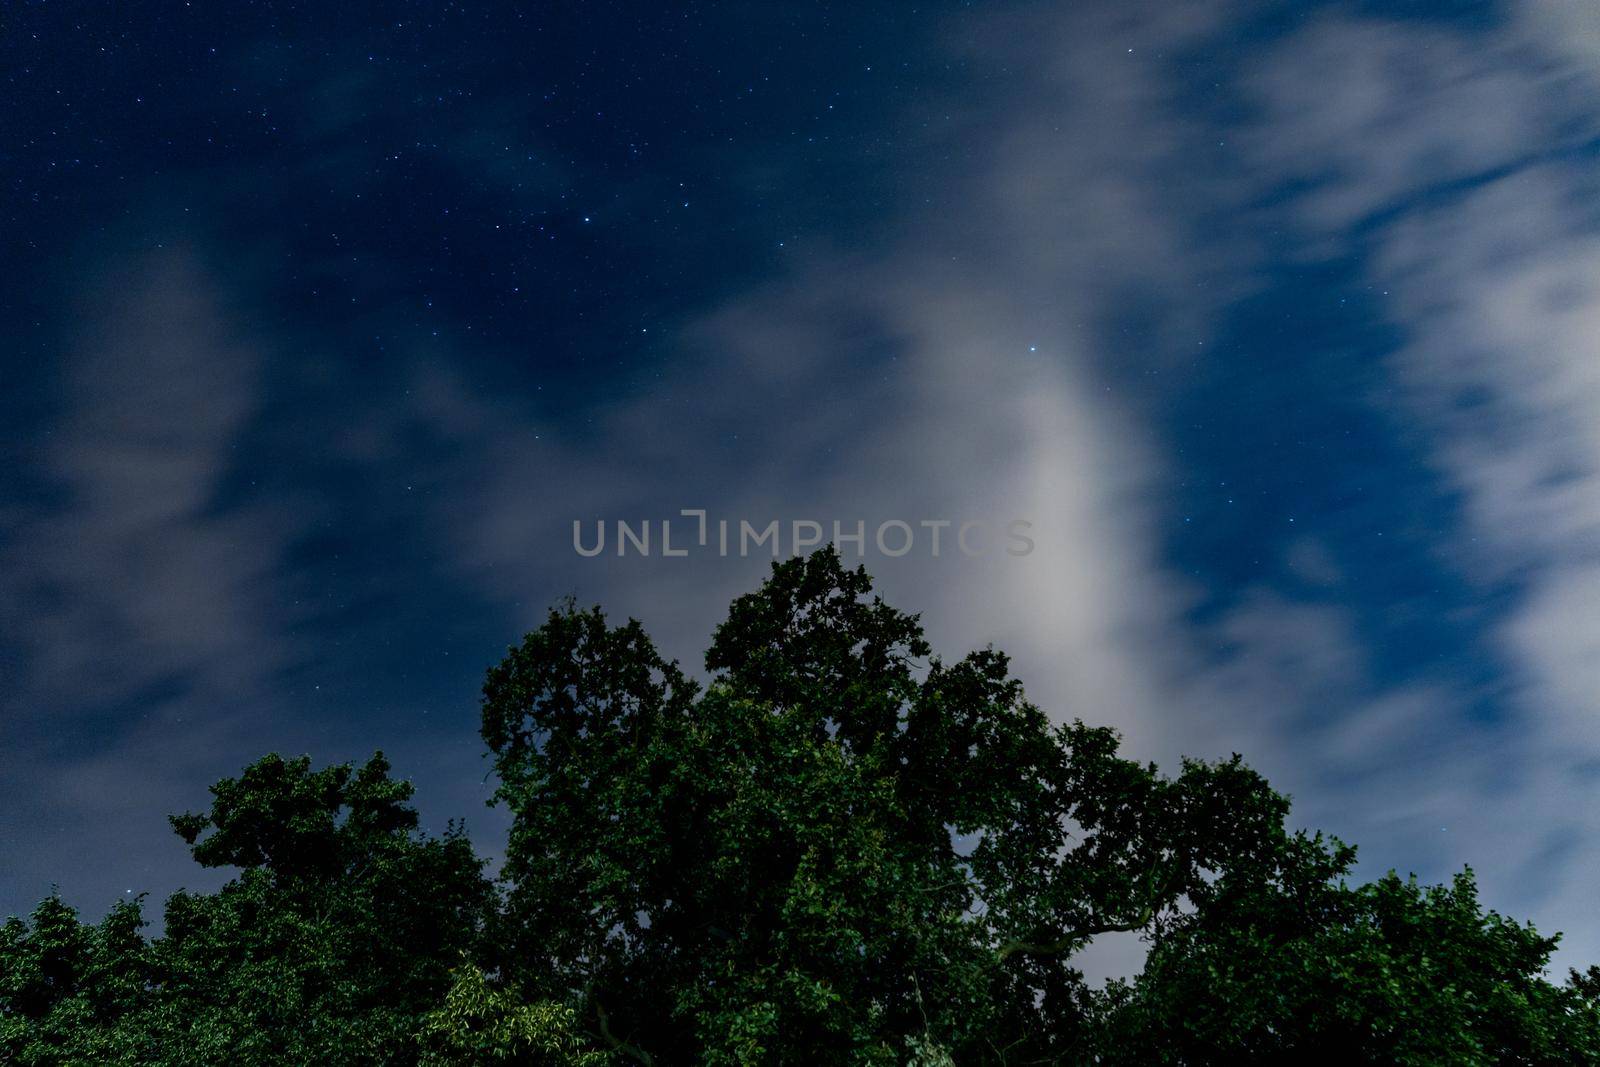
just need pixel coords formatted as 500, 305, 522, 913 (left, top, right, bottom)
1097, 866, 1600, 1064
4, 548, 1598, 1064
416, 965, 612, 1066
1, 753, 492, 1065
149, 753, 494, 1063
0, 896, 152, 1065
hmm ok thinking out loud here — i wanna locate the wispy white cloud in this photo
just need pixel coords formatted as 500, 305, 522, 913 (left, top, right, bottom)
358, 2, 1245, 775
0, 246, 327, 908
1239, 1, 1600, 965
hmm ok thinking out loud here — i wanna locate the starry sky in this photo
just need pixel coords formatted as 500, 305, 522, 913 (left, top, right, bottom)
5, 0, 1600, 974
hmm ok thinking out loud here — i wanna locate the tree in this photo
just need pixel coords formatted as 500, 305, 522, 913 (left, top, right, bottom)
0, 753, 494, 1066
151, 752, 495, 1063
1095, 866, 1600, 1064
481, 547, 1326, 1063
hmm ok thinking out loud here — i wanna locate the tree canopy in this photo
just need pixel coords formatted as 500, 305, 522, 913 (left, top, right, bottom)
5, 548, 1597, 1063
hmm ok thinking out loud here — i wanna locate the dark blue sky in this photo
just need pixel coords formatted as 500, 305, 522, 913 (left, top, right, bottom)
5, 0, 1600, 974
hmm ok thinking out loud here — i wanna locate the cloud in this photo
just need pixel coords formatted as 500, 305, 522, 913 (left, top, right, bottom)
0, 245, 328, 909
1239, 2, 1600, 966
1, 248, 307, 729
346, 2, 1253, 776
1240, 15, 1568, 231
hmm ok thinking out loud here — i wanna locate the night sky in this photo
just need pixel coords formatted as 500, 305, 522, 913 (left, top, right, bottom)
5, 1, 1600, 975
